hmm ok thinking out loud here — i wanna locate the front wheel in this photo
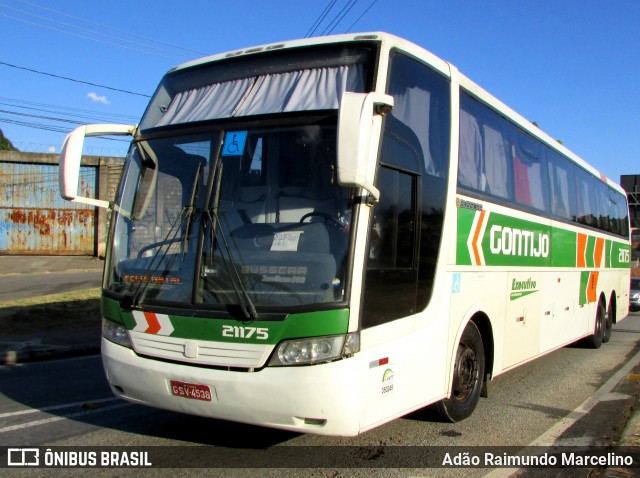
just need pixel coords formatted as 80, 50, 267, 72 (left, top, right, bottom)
437, 321, 485, 422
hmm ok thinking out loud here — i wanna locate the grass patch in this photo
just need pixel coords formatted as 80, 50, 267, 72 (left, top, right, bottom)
0, 288, 101, 308
0, 288, 102, 337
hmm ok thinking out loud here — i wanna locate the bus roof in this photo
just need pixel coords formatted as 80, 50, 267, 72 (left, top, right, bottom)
164, 31, 625, 196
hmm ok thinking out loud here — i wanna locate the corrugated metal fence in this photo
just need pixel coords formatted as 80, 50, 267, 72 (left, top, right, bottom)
0, 162, 97, 255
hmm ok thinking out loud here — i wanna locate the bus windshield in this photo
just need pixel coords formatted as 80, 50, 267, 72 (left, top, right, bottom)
105, 123, 353, 312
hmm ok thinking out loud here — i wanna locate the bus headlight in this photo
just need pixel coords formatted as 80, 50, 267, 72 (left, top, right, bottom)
269, 332, 360, 366
102, 318, 133, 349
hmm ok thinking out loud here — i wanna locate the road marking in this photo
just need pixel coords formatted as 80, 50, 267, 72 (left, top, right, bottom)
484, 346, 640, 478
528, 347, 640, 447
0, 402, 130, 433
0, 397, 119, 419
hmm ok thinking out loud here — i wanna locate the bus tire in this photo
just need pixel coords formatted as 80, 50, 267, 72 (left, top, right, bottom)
437, 321, 485, 422
584, 300, 605, 349
602, 301, 613, 344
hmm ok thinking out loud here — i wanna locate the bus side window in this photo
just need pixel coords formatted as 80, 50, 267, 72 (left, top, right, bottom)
458, 92, 512, 201
511, 131, 548, 212
575, 169, 596, 227
547, 150, 575, 221
458, 107, 484, 190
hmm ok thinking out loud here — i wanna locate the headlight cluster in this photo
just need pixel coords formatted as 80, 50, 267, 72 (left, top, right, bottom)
269, 332, 360, 366
102, 318, 133, 349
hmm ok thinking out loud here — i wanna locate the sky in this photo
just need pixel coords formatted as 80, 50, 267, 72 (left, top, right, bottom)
0, 0, 638, 183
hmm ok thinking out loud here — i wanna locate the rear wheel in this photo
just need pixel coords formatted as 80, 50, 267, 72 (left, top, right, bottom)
603, 301, 613, 344
584, 300, 605, 349
437, 321, 485, 422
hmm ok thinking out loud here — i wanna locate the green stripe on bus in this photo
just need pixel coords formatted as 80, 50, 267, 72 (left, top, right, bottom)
550, 228, 576, 267
579, 271, 589, 306
101, 296, 349, 344
456, 207, 475, 266
585, 236, 595, 268
456, 207, 630, 268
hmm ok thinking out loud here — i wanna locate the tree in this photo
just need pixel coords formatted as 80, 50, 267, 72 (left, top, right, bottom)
0, 129, 18, 151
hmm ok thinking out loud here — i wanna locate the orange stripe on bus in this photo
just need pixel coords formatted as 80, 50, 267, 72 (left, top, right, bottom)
144, 311, 161, 334
594, 237, 604, 268
577, 233, 587, 268
472, 210, 486, 266
587, 271, 599, 303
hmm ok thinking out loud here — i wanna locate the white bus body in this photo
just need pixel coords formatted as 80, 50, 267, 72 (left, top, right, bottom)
60, 32, 631, 436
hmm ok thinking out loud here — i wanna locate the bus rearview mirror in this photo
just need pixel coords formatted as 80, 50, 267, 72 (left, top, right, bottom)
59, 124, 136, 208
337, 92, 393, 203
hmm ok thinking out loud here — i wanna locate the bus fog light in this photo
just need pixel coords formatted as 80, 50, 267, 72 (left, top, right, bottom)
270, 335, 347, 366
102, 318, 133, 349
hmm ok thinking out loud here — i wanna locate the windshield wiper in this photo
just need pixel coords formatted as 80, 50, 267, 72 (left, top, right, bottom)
205, 207, 259, 321
204, 157, 258, 321
131, 162, 202, 308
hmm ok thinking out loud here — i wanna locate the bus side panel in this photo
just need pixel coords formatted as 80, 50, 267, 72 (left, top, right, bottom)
447, 271, 507, 379
356, 303, 450, 430
503, 271, 543, 368
540, 271, 586, 351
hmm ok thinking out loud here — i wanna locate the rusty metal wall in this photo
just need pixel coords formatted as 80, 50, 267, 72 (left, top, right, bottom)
0, 162, 97, 255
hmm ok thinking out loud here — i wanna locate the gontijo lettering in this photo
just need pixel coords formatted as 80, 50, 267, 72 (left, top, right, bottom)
489, 225, 549, 258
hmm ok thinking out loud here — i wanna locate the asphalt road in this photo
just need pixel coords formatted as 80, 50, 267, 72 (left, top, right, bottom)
1, 313, 639, 477
0, 271, 102, 302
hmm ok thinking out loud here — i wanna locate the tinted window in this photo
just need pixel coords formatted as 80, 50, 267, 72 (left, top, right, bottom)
458, 91, 628, 238
362, 166, 418, 327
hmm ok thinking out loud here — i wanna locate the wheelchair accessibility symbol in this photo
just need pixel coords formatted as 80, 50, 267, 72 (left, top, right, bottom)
222, 131, 248, 156
452, 273, 461, 293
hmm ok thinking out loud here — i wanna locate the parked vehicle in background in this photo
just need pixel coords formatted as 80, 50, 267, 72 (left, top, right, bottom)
630, 277, 640, 312
631, 227, 639, 277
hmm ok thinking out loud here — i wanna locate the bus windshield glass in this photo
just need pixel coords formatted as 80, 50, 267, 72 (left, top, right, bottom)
105, 44, 377, 312
105, 123, 353, 311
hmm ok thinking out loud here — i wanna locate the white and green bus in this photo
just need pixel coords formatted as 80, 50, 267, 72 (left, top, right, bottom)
59, 32, 631, 436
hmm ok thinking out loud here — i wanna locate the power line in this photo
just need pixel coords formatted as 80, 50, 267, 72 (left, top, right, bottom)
346, 0, 378, 33
0, 61, 151, 97
0, 108, 138, 131
0, 96, 139, 123
0, 108, 91, 125
12, 0, 208, 57
0, 11, 188, 61
305, 0, 379, 38
0, 116, 130, 141
0, 106, 137, 133
0, 116, 70, 134
305, 0, 338, 38
321, 0, 360, 36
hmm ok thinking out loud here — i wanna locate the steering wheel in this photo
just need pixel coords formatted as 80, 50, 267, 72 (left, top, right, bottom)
299, 211, 346, 230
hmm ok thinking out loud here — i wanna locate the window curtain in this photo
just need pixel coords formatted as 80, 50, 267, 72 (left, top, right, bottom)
155, 65, 364, 126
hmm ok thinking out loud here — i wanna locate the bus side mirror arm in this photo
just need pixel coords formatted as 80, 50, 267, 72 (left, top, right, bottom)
59, 124, 137, 209
337, 92, 393, 204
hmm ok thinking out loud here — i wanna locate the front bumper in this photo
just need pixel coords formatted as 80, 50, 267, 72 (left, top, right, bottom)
101, 338, 363, 436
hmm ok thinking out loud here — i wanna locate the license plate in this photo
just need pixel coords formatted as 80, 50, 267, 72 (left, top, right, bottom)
170, 380, 212, 401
